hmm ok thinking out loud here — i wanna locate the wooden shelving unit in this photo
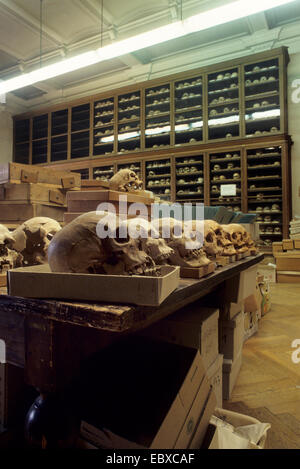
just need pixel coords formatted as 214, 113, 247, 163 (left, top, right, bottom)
12, 47, 291, 245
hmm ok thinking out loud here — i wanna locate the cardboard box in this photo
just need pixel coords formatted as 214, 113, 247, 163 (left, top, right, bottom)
277, 271, 300, 283
275, 254, 300, 271
220, 311, 244, 361
272, 242, 283, 254
244, 311, 259, 341
206, 354, 223, 408
78, 337, 216, 449
282, 239, 294, 250
0, 162, 81, 188
140, 305, 219, 370
294, 239, 300, 249
219, 301, 244, 320
223, 265, 258, 303
7, 264, 180, 306
257, 263, 276, 283
222, 348, 243, 400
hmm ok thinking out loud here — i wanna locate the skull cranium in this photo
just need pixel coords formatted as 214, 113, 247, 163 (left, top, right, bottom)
204, 220, 236, 256
153, 218, 211, 268
48, 212, 159, 276
12, 217, 62, 265
109, 169, 143, 192
0, 224, 23, 272
221, 224, 249, 254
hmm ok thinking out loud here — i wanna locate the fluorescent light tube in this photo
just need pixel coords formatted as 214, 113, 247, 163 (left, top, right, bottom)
0, 0, 296, 95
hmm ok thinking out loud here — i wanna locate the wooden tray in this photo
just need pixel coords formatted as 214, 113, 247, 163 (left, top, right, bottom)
7, 264, 180, 307
180, 262, 215, 279
0, 183, 67, 206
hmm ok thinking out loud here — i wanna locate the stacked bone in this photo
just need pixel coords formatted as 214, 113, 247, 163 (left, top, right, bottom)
0, 162, 81, 227
64, 169, 153, 224
48, 213, 257, 278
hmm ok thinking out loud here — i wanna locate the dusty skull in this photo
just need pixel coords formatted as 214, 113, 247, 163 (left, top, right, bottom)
221, 224, 249, 254
48, 212, 159, 276
238, 225, 258, 254
12, 217, 62, 265
204, 220, 236, 256
109, 169, 143, 192
153, 218, 210, 268
0, 224, 23, 272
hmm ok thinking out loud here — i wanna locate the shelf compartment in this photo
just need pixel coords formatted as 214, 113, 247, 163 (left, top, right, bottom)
52, 109, 68, 136
51, 135, 68, 162
32, 139, 48, 165
72, 104, 90, 132
14, 142, 30, 164
32, 114, 48, 140
15, 119, 30, 144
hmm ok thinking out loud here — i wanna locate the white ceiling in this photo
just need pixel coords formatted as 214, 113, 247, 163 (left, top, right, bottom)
1, 0, 300, 114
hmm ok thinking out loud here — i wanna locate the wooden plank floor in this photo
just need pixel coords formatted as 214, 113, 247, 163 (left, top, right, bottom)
223, 283, 300, 449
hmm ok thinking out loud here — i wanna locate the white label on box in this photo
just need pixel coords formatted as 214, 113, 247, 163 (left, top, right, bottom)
220, 184, 237, 196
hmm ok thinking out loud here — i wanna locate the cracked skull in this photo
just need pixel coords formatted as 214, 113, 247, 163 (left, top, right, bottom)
153, 218, 211, 268
48, 212, 159, 276
0, 224, 23, 272
12, 217, 62, 265
109, 169, 143, 192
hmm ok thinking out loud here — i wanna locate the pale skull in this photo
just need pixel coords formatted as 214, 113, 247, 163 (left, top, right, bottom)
221, 224, 249, 254
153, 218, 211, 268
12, 217, 62, 265
238, 225, 258, 254
48, 212, 159, 276
0, 224, 23, 272
109, 169, 143, 192
204, 220, 236, 256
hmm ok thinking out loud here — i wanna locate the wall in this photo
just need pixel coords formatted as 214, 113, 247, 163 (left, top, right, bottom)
288, 52, 300, 217
0, 107, 13, 164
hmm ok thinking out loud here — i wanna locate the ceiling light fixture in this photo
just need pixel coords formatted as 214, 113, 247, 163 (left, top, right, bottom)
0, 0, 296, 95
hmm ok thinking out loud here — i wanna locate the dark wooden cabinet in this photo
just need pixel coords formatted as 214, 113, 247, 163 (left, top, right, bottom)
13, 47, 291, 246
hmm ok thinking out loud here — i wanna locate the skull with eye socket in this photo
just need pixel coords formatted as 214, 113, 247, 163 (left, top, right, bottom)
109, 169, 143, 192
0, 224, 23, 272
48, 212, 161, 276
153, 218, 211, 268
12, 217, 61, 266
221, 224, 249, 254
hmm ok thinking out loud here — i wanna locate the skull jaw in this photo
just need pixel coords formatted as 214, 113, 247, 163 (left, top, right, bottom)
169, 245, 211, 268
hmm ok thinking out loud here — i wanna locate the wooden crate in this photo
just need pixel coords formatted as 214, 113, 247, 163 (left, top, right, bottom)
294, 239, 300, 249
66, 190, 154, 217
272, 241, 283, 254
0, 183, 66, 206
0, 162, 81, 189
0, 203, 65, 222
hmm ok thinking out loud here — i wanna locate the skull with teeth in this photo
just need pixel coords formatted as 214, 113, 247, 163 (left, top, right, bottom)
12, 217, 61, 265
204, 220, 236, 256
153, 218, 210, 268
109, 169, 143, 192
122, 218, 174, 265
221, 224, 249, 254
0, 224, 23, 272
48, 212, 160, 276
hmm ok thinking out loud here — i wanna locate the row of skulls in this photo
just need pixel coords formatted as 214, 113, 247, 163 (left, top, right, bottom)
47, 212, 257, 276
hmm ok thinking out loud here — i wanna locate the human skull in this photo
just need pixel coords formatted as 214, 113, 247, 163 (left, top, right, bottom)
13, 217, 61, 265
48, 212, 159, 276
109, 169, 143, 192
203, 220, 236, 257
0, 224, 23, 272
153, 218, 210, 268
221, 224, 249, 254
123, 218, 174, 265
233, 173, 240, 180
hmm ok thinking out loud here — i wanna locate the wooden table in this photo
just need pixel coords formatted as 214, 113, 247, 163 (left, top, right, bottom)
0, 254, 263, 394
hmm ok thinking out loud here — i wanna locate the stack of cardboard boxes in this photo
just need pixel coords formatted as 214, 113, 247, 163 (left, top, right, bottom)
273, 239, 300, 283
0, 162, 81, 227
